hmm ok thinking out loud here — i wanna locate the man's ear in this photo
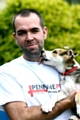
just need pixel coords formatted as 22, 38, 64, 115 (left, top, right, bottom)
13, 32, 18, 44
43, 27, 48, 40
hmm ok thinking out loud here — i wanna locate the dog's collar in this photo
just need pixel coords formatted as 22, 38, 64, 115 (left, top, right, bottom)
62, 66, 78, 76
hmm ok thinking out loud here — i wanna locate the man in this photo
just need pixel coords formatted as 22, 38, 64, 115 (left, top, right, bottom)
0, 8, 77, 120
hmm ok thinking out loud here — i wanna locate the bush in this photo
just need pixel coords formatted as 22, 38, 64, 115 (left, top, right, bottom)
0, 0, 80, 65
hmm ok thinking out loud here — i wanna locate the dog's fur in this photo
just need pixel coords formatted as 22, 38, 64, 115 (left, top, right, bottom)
41, 47, 80, 120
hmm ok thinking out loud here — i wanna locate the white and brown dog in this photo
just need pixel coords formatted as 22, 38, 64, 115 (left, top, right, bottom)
41, 46, 80, 120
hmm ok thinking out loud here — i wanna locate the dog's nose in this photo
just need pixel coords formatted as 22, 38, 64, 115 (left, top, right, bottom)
43, 53, 46, 57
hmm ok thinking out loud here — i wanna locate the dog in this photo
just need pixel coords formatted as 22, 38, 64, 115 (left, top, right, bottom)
41, 46, 80, 120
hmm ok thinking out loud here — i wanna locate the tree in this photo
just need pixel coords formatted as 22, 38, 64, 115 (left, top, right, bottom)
65, 0, 80, 4
0, 0, 80, 65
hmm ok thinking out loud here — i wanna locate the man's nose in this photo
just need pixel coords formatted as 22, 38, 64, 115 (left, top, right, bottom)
26, 32, 33, 40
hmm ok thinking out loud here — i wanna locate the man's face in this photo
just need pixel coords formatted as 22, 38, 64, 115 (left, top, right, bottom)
13, 13, 48, 61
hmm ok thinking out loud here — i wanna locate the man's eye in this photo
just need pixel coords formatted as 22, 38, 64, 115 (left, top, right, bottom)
17, 31, 26, 35
31, 28, 39, 33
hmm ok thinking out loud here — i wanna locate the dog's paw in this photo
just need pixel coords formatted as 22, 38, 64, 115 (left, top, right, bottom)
41, 103, 53, 113
41, 98, 56, 113
68, 115, 78, 120
41, 94, 59, 113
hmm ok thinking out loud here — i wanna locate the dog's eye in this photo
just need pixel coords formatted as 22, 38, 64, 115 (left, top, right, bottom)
52, 50, 57, 54
60, 51, 67, 56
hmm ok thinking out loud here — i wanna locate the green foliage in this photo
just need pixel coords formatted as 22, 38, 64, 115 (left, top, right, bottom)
0, 0, 80, 65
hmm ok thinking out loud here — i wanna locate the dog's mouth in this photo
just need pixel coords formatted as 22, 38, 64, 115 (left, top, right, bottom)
39, 50, 50, 64
42, 58, 51, 65
43, 58, 50, 61
38, 57, 50, 64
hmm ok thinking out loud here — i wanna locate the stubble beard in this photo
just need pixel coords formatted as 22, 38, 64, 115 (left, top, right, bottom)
22, 46, 43, 61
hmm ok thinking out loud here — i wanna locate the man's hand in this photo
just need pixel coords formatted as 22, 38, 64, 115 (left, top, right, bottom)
65, 92, 77, 108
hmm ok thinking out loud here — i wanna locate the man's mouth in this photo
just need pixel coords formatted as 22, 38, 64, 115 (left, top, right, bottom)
26, 41, 37, 47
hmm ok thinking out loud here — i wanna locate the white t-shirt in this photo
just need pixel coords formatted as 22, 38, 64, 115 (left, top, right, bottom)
0, 56, 72, 120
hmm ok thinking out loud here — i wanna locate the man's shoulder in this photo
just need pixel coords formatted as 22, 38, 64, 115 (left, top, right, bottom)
0, 56, 23, 71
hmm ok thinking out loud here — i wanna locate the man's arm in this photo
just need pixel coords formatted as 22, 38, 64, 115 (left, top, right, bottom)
3, 92, 76, 120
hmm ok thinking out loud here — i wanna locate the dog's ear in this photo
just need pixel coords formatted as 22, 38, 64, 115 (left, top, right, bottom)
68, 49, 78, 57
67, 50, 73, 56
64, 46, 78, 57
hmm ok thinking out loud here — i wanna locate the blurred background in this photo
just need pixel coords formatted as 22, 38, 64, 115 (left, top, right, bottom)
0, 0, 80, 65
0, 1, 80, 120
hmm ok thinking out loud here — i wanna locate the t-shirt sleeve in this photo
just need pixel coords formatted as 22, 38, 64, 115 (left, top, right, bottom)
0, 71, 26, 106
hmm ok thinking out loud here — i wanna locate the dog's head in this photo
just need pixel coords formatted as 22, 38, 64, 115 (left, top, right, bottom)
42, 47, 78, 73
